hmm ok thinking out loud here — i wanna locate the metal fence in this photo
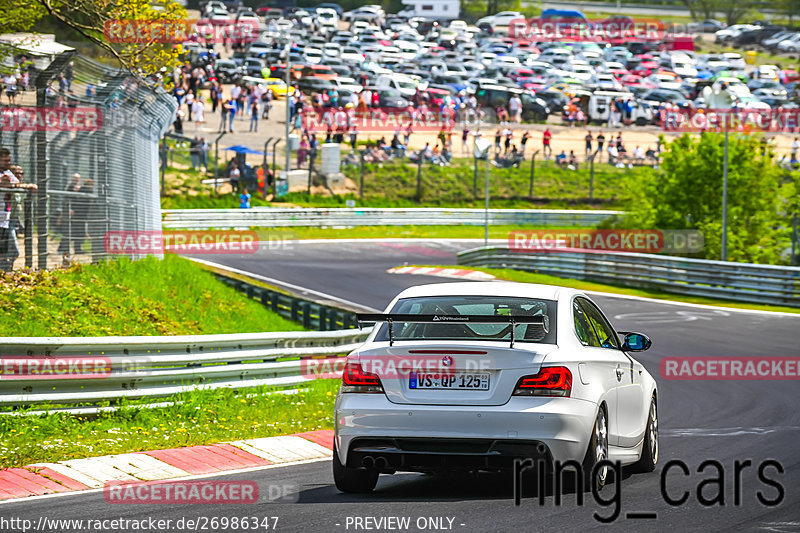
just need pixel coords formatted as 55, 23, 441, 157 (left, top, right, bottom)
0, 52, 176, 270
458, 246, 800, 308
0, 328, 369, 409
162, 207, 623, 230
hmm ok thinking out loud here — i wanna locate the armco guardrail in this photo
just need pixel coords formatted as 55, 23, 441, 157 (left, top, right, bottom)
458, 246, 800, 308
0, 329, 370, 408
213, 273, 362, 330
162, 208, 622, 230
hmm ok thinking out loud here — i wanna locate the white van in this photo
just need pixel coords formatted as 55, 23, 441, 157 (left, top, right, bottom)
589, 91, 653, 125
375, 74, 419, 97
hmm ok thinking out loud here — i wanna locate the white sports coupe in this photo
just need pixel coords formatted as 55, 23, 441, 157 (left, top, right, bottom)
333, 282, 658, 493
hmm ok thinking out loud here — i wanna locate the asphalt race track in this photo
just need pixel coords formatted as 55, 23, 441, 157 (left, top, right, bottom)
4, 240, 800, 533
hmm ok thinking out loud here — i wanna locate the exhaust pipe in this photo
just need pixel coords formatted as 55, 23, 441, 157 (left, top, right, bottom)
375, 457, 388, 469
362, 456, 375, 469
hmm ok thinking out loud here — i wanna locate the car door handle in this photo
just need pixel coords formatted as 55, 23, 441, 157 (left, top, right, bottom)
615, 368, 624, 381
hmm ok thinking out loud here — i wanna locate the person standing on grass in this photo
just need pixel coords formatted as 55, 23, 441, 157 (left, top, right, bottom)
542, 128, 552, 159
504, 127, 512, 155
229, 160, 240, 193
190, 137, 200, 169
494, 128, 502, 154
461, 126, 470, 155
520, 131, 530, 156
792, 137, 799, 161
239, 188, 251, 209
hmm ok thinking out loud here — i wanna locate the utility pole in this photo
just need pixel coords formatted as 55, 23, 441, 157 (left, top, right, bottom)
284, 42, 291, 180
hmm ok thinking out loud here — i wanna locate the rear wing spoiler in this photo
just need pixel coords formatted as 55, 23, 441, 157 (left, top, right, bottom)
356, 314, 549, 348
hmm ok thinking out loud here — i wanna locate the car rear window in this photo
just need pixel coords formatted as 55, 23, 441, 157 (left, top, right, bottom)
374, 296, 558, 344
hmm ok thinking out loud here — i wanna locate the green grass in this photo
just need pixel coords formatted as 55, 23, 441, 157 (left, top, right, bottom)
162, 158, 649, 210
0, 380, 338, 469
0, 255, 305, 336
414, 264, 800, 314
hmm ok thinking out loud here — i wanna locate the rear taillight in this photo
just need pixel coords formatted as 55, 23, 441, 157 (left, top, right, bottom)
513, 366, 572, 397
342, 362, 383, 393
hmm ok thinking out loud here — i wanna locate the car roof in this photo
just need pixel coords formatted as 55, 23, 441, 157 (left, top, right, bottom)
393, 281, 572, 301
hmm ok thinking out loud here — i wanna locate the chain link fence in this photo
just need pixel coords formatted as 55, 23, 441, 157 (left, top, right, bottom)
0, 51, 176, 270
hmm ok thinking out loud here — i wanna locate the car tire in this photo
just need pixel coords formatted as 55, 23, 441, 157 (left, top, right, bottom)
332, 442, 379, 493
632, 397, 658, 473
582, 406, 609, 492
635, 117, 647, 126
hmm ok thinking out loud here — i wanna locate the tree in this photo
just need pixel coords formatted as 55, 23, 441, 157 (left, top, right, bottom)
619, 133, 785, 264
0, 0, 187, 79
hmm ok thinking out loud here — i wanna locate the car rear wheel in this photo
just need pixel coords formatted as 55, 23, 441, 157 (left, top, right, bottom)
582, 406, 608, 492
332, 442, 379, 493
633, 397, 658, 472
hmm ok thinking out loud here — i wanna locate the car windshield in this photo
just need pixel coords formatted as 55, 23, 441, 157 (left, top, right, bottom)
374, 296, 558, 344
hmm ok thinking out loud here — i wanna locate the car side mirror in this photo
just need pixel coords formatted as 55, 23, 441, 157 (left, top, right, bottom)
622, 332, 651, 352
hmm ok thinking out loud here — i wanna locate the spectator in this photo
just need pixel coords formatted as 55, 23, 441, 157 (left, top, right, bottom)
585, 131, 593, 157
792, 137, 799, 161
249, 99, 259, 132
350, 127, 358, 150
520, 131, 530, 156
192, 96, 205, 130
0, 149, 19, 270
174, 109, 184, 135
190, 137, 201, 169
504, 128, 512, 154
607, 143, 618, 165
298, 136, 309, 167
461, 126, 470, 155
645, 147, 659, 167
542, 128, 552, 159
228, 160, 240, 192
64, 61, 74, 92
508, 94, 522, 124
200, 138, 209, 170
597, 131, 605, 156
4, 73, 18, 105
568, 150, 579, 170
555, 150, 567, 167
632, 145, 645, 165
239, 188, 251, 209
494, 128, 502, 154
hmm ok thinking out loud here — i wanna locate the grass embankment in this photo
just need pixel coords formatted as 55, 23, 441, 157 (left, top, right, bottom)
415, 264, 800, 314
162, 158, 650, 210
0, 380, 339, 469
0, 255, 304, 336
0, 255, 341, 468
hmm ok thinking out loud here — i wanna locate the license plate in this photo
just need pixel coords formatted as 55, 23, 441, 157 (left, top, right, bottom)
409, 372, 490, 390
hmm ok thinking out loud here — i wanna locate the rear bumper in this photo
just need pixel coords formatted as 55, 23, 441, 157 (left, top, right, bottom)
334, 393, 597, 470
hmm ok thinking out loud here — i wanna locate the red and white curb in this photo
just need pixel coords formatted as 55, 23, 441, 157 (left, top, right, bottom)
387, 266, 495, 280
0, 430, 332, 502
